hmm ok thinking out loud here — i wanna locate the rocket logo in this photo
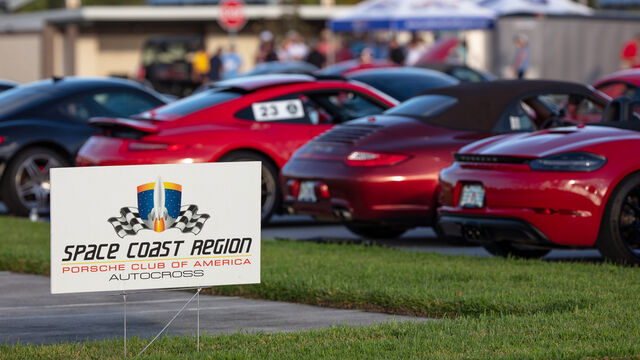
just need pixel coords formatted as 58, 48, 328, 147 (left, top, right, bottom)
137, 177, 181, 233
108, 177, 210, 238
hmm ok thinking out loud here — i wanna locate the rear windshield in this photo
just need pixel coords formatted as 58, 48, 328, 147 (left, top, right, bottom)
0, 86, 52, 119
350, 71, 458, 101
152, 90, 241, 116
385, 95, 458, 118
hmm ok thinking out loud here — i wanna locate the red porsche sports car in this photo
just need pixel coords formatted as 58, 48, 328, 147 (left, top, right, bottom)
438, 97, 640, 264
281, 81, 609, 239
77, 71, 456, 223
593, 68, 640, 100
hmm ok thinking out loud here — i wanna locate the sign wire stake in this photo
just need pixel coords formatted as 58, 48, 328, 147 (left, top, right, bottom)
122, 291, 127, 359
197, 287, 201, 352
137, 289, 202, 357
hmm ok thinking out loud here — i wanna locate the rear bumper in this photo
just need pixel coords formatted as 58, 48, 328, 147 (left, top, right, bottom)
281, 158, 439, 225
438, 215, 552, 246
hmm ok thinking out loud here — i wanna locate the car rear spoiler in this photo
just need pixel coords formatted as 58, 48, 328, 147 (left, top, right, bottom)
88, 117, 160, 135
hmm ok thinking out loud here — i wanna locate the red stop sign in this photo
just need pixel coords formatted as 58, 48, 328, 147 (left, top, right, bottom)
218, 0, 247, 32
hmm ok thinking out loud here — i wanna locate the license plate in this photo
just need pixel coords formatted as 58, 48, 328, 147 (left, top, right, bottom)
460, 184, 485, 208
298, 181, 317, 203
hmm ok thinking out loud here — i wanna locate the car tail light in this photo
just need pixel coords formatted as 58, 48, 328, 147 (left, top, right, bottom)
318, 183, 330, 199
345, 151, 409, 167
128, 142, 188, 151
287, 179, 300, 198
0, 136, 4, 145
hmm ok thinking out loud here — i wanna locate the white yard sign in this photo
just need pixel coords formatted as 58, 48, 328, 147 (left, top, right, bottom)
50, 162, 261, 294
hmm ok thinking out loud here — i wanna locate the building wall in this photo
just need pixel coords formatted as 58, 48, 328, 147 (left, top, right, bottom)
0, 32, 41, 83
496, 16, 640, 82
53, 30, 65, 76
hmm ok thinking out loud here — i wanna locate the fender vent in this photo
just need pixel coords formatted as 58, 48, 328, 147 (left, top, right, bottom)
314, 124, 381, 145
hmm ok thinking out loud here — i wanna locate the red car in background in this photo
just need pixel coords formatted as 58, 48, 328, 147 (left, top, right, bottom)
438, 98, 640, 264
593, 68, 640, 100
281, 81, 609, 239
77, 70, 457, 223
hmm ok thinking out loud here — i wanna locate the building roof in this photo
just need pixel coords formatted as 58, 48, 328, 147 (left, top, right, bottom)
0, 5, 348, 32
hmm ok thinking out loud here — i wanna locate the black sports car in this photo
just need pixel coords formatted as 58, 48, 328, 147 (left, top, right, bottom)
0, 77, 167, 215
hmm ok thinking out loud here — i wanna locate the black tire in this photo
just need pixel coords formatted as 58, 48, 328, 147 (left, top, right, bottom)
345, 222, 409, 239
482, 242, 551, 259
596, 172, 640, 265
1, 147, 69, 216
218, 151, 280, 224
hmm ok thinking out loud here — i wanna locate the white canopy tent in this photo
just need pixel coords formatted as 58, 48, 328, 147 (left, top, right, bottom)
477, 0, 593, 16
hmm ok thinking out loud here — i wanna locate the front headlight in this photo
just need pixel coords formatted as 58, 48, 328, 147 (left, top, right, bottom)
529, 152, 606, 172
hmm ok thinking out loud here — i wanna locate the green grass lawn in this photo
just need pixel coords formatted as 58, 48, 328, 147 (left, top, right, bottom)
1, 215, 639, 359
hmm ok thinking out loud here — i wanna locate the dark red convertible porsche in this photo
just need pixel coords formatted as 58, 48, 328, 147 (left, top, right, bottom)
281, 80, 609, 238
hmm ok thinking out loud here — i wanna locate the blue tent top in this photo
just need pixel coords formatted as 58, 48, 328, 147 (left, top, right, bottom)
329, 0, 497, 32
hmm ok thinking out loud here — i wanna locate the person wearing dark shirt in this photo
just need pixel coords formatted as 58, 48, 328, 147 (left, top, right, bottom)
305, 39, 326, 68
388, 38, 405, 65
208, 47, 223, 82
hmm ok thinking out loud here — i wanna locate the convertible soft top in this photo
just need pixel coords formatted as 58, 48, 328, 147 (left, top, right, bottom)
420, 80, 603, 132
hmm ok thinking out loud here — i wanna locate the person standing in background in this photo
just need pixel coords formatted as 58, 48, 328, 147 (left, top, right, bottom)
191, 45, 210, 84
305, 38, 326, 69
281, 30, 309, 62
336, 39, 353, 62
317, 29, 333, 58
208, 47, 223, 82
620, 34, 640, 69
388, 38, 405, 65
257, 30, 278, 63
405, 33, 425, 66
222, 44, 243, 79
512, 34, 530, 79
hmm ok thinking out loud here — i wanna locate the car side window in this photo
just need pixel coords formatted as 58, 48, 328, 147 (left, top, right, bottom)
449, 67, 483, 83
90, 91, 161, 117
235, 94, 312, 124
495, 101, 537, 132
57, 90, 162, 123
537, 93, 604, 123
304, 91, 385, 124
57, 98, 94, 122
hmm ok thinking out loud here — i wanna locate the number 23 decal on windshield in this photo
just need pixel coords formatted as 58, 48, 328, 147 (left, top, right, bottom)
251, 99, 305, 122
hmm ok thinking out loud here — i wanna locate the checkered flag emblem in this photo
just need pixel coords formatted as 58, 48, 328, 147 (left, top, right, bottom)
108, 205, 210, 238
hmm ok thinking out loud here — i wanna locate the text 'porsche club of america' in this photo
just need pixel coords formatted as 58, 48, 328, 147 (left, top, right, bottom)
49, 162, 261, 294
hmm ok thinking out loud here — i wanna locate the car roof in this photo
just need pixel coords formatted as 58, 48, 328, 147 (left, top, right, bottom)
0, 79, 18, 87
416, 80, 601, 131
244, 61, 318, 75
213, 74, 317, 91
18, 76, 149, 95
346, 66, 454, 79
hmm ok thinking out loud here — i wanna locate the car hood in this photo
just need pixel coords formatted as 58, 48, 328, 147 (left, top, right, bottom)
460, 125, 640, 158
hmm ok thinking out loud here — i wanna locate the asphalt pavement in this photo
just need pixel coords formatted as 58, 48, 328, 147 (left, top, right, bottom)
0, 271, 427, 345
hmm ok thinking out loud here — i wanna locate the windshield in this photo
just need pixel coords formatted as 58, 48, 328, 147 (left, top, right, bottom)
350, 70, 458, 101
385, 95, 458, 118
150, 90, 241, 117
